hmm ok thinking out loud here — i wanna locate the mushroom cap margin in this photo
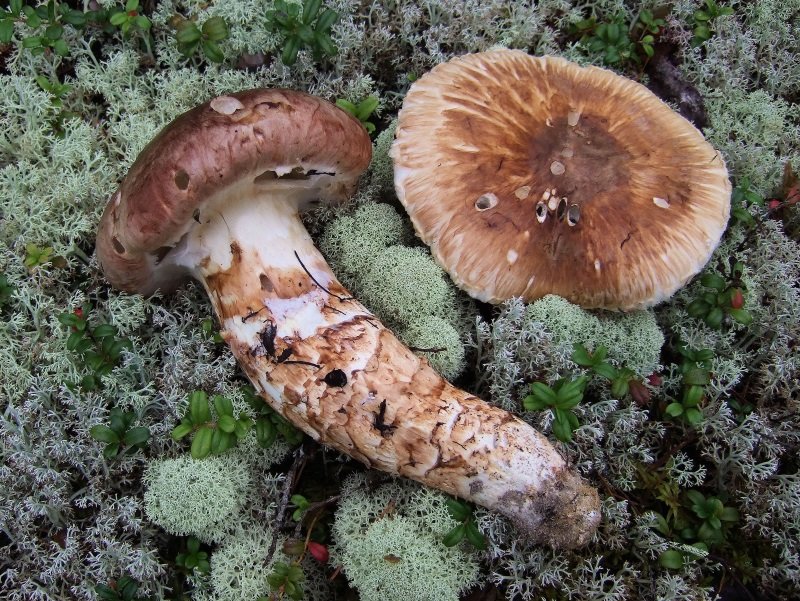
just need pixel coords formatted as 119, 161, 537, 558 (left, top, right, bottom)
392, 50, 731, 310
97, 89, 372, 295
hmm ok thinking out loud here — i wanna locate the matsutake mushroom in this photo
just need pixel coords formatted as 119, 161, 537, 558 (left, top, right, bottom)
96, 89, 600, 549
392, 50, 732, 310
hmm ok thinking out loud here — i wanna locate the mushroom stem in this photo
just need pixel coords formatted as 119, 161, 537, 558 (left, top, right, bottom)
173, 188, 600, 549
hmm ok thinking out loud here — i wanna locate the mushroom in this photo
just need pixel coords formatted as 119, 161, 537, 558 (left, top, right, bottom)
96, 89, 600, 549
391, 50, 731, 310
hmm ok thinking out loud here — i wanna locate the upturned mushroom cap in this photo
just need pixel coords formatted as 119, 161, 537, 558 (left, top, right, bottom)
392, 50, 731, 310
97, 89, 372, 295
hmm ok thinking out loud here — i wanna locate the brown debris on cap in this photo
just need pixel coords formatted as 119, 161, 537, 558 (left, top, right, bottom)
391, 50, 731, 310
97, 89, 371, 295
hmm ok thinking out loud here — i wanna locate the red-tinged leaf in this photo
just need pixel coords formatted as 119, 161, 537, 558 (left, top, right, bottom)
647, 373, 662, 387
307, 541, 329, 563
730, 288, 744, 309
629, 379, 651, 405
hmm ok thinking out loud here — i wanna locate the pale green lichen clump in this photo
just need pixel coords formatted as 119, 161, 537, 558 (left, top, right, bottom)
361, 245, 457, 325
528, 294, 664, 377
400, 315, 466, 380
143, 455, 251, 542
332, 475, 480, 601
319, 202, 406, 286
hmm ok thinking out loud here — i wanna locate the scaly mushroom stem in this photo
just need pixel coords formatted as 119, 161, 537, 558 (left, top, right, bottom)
172, 189, 600, 549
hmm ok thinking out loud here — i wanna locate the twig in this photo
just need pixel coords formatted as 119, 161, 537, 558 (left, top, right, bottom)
264, 446, 306, 567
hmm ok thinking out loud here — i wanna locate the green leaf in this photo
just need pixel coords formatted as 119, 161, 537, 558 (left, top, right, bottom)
465, 520, 487, 550
529, 382, 558, 406
189, 391, 211, 425
523, 394, 549, 412
314, 31, 336, 56
202, 38, 224, 63
442, 523, 466, 547
297, 23, 315, 43
218, 414, 237, 433
551, 411, 573, 442
659, 549, 684, 569
67, 331, 85, 351
686, 298, 710, 318
25, 11, 41, 28
302, 0, 322, 24
686, 489, 705, 506
694, 9, 711, 21
178, 39, 200, 56
109, 11, 128, 26
685, 407, 703, 425
202, 16, 229, 41
175, 21, 201, 44
728, 308, 753, 326
593, 362, 617, 380
335, 98, 357, 114
10, 0, 22, 14
291, 494, 309, 509
233, 417, 251, 439
125, 0, 139, 12
211, 428, 234, 454
682, 384, 705, 407
62, 9, 87, 26
171, 422, 193, 441
44, 23, 62, 40
720, 506, 739, 522
0, 18, 16, 43
683, 367, 710, 387
134, 15, 150, 30
571, 343, 593, 366
123, 426, 150, 447
610, 377, 629, 399
355, 96, 379, 121
281, 36, 301, 66
445, 498, 470, 522
556, 375, 587, 399
90, 425, 120, 444
704, 307, 724, 329
315, 8, 338, 32
102, 442, 120, 459
93, 324, 117, 339
665, 402, 684, 417
191, 426, 213, 459
213, 394, 234, 417
701, 273, 726, 291
21, 35, 43, 48
255, 418, 277, 448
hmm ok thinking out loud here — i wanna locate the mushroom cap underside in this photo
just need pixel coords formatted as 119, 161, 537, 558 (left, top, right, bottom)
97, 89, 372, 294
392, 50, 731, 310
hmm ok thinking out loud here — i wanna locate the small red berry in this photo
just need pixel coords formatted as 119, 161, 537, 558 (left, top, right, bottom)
74, 307, 84, 318
730, 288, 745, 309
768, 199, 782, 210
307, 541, 329, 563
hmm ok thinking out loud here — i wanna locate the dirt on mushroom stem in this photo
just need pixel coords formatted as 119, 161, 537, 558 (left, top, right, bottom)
173, 188, 600, 549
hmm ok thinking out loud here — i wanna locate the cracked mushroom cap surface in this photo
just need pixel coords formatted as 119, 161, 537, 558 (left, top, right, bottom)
391, 50, 731, 310
97, 89, 372, 295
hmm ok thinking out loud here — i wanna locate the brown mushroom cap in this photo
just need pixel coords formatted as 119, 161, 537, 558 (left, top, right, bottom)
97, 89, 372, 295
391, 50, 731, 310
